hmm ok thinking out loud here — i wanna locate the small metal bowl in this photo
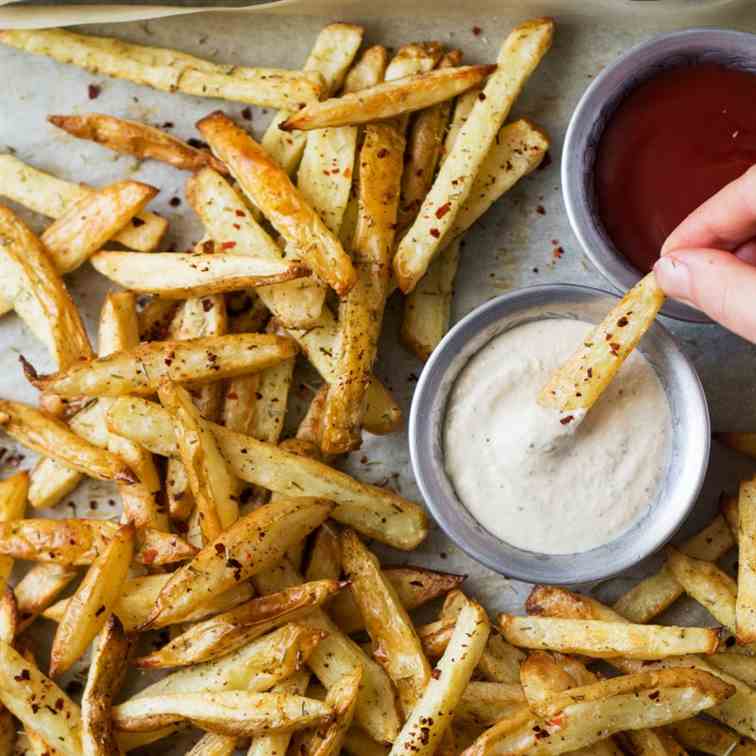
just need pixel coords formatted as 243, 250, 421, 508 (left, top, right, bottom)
409, 284, 710, 585
562, 28, 756, 323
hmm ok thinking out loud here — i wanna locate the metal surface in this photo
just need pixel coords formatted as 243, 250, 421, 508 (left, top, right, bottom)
410, 284, 710, 584
562, 27, 756, 322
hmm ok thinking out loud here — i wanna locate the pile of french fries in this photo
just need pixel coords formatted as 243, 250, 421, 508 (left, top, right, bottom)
0, 14, 748, 756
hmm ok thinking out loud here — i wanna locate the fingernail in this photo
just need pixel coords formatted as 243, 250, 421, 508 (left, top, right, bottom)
654, 255, 692, 300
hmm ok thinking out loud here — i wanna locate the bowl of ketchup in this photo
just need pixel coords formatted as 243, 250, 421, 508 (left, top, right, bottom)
562, 28, 756, 322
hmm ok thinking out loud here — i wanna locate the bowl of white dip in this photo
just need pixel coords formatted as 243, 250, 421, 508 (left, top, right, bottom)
409, 284, 709, 585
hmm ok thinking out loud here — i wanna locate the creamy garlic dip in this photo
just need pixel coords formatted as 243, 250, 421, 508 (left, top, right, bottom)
443, 318, 671, 555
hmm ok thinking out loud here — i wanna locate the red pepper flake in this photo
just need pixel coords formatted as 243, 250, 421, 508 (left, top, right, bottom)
220, 241, 237, 250
536, 205, 546, 215
226, 391, 238, 400
552, 246, 564, 259
377, 148, 389, 159
430, 228, 441, 238
141, 549, 157, 565
478, 92, 487, 102
617, 316, 629, 327
431, 669, 441, 680
235, 209, 246, 217
201, 239, 215, 254
472, 25, 482, 36
169, 196, 181, 207
560, 415, 574, 425
241, 107, 252, 121
435, 202, 451, 219
343, 167, 352, 178
88, 84, 101, 100
201, 299, 214, 312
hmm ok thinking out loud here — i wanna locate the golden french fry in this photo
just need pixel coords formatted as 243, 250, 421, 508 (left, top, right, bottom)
91, 251, 307, 298
462, 668, 733, 756
614, 513, 735, 623
16, 563, 77, 633
538, 272, 665, 412
393, 18, 554, 292
710, 653, 756, 687
28, 457, 82, 510
41, 181, 157, 274
0, 472, 28, 589
254, 559, 402, 744
45, 574, 254, 632
308, 667, 362, 756
281, 65, 495, 131
262, 23, 364, 174
305, 523, 341, 582
0, 28, 323, 109
135, 579, 344, 668
0, 205, 93, 367
82, 616, 132, 756
666, 546, 737, 632
107, 396, 427, 550
49, 113, 228, 173
330, 566, 465, 634
0, 154, 167, 252
343, 46, 389, 93
198, 111, 356, 297
0, 400, 133, 482
113, 690, 333, 735
187, 167, 400, 433
499, 614, 721, 659
144, 497, 331, 628
390, 599, 490, 756
341, 528, 431, 714
50, 522, 134, 676
321, 122, 405, 453
26, 333, 298, 398
158, 381, 238, 543
738, 476, 756, 643
665, 717, 740, 756
0, 640, 82, 756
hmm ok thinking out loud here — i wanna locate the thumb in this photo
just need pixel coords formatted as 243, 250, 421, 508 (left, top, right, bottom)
654, 249, 756, 342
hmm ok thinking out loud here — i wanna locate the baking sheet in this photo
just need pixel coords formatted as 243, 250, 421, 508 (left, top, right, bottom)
1, 4, 756, 752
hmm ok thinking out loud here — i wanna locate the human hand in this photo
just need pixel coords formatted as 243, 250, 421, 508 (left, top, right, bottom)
654, 164, 756, 341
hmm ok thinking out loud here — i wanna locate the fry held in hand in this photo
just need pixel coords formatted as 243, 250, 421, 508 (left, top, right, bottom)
26, 333, 298, 397
92, 251, 308, 298
281, 64, 495, 131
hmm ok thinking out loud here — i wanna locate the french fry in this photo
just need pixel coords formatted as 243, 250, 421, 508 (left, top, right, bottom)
281, 65, 495, 131
28, 457, 82, 510
26, 333, 298, 398
0, 640, 82, 756
0, 400, 133, 482
308, 667, 362, 756
344, 46, 390, 92
455, 682, 527, 727
91, 250, 307, 298
49, 113, 228, 173
262, 23, 364, 175
158, 381, 238, 543
138, 297, 181, 340
709, 654, 756, 687
81, 616, 132, 756
666, 546, 737, 631
296, 385, 329, 451
614, 513, 735, 623
461, 669, 733, 756
188, 733, 237, 756
41, 180, 158, 274
0, 154, 167, 252
390, 599, 490, 756
329, 566, 465, 634
0, 205, 93, 367
143, 497, 331, 628
106, 396, 428, 550
499, 614, 721, 659
341, 528, 431, 714
112, 690, 333, 735
304, 523, 341, 582
135, 579, 344, 668
0, 28, 324, 109
665, 718, 740, 756
0, 472, 28, 589
0, 590, 17, 644
198, 111, 356, 297
737, 476, 756, 643
257, 570, 402, 745
187, 165, 400, 433
50, 522, 134, 676
538, 272, 665, 412
166, 457, 195, 521
393, 18, 554, 292
16, 563, 77, 633
45, 573, 254, 632
321, 122, 405, 453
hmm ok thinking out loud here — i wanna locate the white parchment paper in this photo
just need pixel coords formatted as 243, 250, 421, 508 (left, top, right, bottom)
1, 3, 756, 752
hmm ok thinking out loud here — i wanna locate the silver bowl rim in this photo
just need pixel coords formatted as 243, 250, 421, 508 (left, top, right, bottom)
562, 27, 756, 324
409, 283, 711, 585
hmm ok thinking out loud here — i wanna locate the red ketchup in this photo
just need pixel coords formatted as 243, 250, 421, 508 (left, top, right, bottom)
595, 62, 756, 273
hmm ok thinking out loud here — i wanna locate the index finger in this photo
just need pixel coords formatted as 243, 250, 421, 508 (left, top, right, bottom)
662, 164, 756, 254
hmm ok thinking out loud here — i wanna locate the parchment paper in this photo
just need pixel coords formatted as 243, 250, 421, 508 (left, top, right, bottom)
1, 3, 756, 752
